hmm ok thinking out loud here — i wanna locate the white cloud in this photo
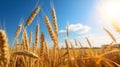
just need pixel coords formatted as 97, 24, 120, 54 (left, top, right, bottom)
59, 30, 66, 33
59, 23, 91, 34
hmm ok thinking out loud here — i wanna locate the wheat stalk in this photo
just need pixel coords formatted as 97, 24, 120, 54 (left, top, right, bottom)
35, 23, 39, 48
15, 24, 22, 39
24, 6, 40, 28
12, 24, 22, 48
29, 31, 32, 44
52, 7, 58, 38
13, 51, 39, 58
16, 38, 19, 46
0, 30, 9, 67
78, 41, 83, 48
66, 24, 69, 37
74, 39, 78, 46
86, 37, 92, 48
40, 33, 45, 57
15, 38, 19, 50
104, 28, 116, 42
23, 28, 29, 50
44, 16, 56, 41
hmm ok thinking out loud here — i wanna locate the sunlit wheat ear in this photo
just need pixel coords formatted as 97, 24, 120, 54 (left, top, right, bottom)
23, 28, 29, 50
111, 21, 120, 34
13, 51, 39, 58
69, 41, 74, 49
104, 27, 116, 42
35, 23, 39, 48
40, 32, 49, 52
66, 24, 69, 37
0, 30, 9, 67
44, 15, 56, 41
29, 31, 32, 44
86, 37, 92, 48
40, 33, 44, 57
24, 6, 40, 28
15, 38, 19, 48
16, 38, 19, 45
52, 7, 58, 38
78, 41, 83, 48
44, 40, 49, 56
11, 24, 22, 47
15, 24, 22, 39
74, 39, 78, 46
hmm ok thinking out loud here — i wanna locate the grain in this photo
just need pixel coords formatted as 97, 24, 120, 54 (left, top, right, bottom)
29, 31, 32, 44
74, 39, 78, 46
13, 51, 39, 58
66, 24, 69, 37
0, 30, 9, 67
86, 37, 92, 48
52, 7, 58, 38
104, 28, 116, 42
40, 33, 45, 57
15, 24, 22, 39
78, 41, 83, 48
44, 16, 56, 41
24, 6, 40, 28
35, 23, 39, 48
23, 28, 29, 50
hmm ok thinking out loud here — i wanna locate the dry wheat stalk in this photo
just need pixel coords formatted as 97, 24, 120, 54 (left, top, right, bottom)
16, 38, 19, 45
29, 31, 32, 44
74, 39, 78, 46
44, 40, 49, 56
52, 7, 58, 38
40, 33, 45, 57
66, 24, 69, 37
104, 28, 116, 42
13, 51, 39, 58
86, 37, 92, 48
21, 35, 25, 50
78, 41, 83, 48
0, 30, 9, 67
15, 38, 19, 49
44, 16, 56, 41
69, 42, 74, 49
11, 24, 22, 47
35, 23, 39, 48
24, 6, 40, 28
23, 28, 29, 50
15, 24, 22, 39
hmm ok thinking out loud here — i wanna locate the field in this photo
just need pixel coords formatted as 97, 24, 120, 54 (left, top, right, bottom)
1, 2, 120, 67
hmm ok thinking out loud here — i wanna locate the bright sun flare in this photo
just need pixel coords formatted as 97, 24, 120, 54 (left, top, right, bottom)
99, 0, 120, 21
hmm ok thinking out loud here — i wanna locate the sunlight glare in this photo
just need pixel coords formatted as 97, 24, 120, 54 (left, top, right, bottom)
98, 0, 120, 22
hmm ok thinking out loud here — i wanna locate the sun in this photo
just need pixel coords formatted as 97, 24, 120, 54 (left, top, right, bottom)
98, 0, 120, 22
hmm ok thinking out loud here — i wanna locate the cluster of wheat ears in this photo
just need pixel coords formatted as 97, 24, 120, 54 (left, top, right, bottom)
1, 4, 120, 67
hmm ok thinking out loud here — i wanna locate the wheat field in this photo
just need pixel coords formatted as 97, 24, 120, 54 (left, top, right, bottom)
0, 3, 120, 67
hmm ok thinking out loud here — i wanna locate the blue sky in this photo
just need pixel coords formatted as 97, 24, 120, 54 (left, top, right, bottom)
0, 0, 120, 47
